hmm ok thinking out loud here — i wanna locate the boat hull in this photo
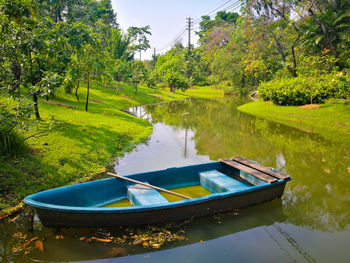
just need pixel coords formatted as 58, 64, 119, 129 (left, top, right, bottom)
35, 181, 287, 228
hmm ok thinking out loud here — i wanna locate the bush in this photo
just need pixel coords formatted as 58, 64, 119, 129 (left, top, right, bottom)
0, 106, 28, 158
258, 74, 350, 106
164, 71, 190, 92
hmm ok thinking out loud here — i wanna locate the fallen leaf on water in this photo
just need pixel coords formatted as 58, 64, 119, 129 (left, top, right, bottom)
95, 238, 112, 243
55, 235, 64, 239
35, 240, 44, 252
23, 237, 39, 248
86, 237, 96, 243
152, 244, 160, 249
8, 214, 20, 223
79, 237, 86, 241
106, 248, 127, 258
133, 238, 143, 245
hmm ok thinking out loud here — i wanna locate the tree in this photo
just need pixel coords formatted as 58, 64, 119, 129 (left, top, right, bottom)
110, 29, 134, 61
128, 26, 151, 60
0, 0, 64, 120
164, 71, 190, 92
197, 11, 239, 42
129, 60, 148, 94
303, 0, 350, 67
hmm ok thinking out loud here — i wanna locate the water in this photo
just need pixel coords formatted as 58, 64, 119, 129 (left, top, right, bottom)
1, 97, 350, 262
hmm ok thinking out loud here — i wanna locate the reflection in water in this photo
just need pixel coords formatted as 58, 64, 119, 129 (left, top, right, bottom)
1, 97, 350, 262
120, 97, 350, 232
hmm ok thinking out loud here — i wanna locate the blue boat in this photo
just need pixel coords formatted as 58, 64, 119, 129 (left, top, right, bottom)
23, 157, 291, 227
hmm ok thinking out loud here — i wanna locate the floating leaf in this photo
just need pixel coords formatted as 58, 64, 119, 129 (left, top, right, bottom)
55, 235, 64, 239
79, 237, 86, 241
152, 243, 160, 249
95, 238, 112, 243
8, 214, 20, 223
133, 238, 143, 245
35, 240, 44, 252
23, 237, 39, 248
86, 237, 96, 243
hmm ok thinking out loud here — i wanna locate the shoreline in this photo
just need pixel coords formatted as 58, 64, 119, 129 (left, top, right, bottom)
237, 99, 350, 147
0, 83, 223, 217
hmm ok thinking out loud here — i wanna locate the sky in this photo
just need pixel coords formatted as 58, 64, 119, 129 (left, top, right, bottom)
111, 0, 241, 60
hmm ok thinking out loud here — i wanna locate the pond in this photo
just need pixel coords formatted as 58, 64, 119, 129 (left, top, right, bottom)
1, 97, 350, 262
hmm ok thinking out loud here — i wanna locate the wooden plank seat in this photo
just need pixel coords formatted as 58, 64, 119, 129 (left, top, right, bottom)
200, 170, 248, 193
127, 183, 169, 206
220, 159, 278, 184
231, 156, 290, 181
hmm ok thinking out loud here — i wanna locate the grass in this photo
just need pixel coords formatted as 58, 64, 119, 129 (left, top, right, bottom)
0, 83, 223, 214
237, 99, 350, 146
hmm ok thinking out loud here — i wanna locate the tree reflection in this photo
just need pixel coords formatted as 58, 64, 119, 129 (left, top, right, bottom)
144, 97, 350, 231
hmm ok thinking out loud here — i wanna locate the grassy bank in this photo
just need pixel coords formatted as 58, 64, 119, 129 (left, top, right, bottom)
0, 83, 222, 215
238, 99, 350, 146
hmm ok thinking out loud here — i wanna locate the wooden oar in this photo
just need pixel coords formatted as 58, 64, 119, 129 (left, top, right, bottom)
107, 172, 191, 200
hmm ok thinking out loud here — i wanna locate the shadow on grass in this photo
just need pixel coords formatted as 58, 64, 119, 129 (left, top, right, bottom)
0, 151, 59, 210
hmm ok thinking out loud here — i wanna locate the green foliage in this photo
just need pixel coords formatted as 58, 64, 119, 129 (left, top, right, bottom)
297, 51, 339, 76
0, 125, 26, 158
0, 81, 221, 210
127, 25, 151, 60
197, 11, 239, 41
259, 74, 350, 105
164, 71, 190, 92
0, 104, 28, 158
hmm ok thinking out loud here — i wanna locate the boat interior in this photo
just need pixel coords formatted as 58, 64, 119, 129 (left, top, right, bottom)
31, 161, 275, 209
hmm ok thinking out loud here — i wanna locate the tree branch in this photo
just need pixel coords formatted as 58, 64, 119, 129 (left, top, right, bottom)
308, 0, 337, 58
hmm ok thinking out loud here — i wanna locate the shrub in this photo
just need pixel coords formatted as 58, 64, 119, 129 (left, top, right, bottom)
164, 71, 190, 92
258, 74, 350, 106
0, 126, 26, 158
0, 105, 28, 158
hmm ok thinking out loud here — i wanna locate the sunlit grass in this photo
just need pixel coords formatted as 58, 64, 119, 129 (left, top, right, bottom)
237, 99, 350, 146
0, 82, 222, 213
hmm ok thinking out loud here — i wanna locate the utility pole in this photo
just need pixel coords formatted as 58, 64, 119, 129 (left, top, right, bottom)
186, 17, 193, 78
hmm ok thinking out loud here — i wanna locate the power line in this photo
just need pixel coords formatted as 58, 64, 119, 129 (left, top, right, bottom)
156, 0, 242, 54
193, 0, 233, 23
193, 0, 241, 24
157, 27, 187, 52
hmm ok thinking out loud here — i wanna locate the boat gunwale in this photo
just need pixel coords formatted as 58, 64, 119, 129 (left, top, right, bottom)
23, 162, 291, 213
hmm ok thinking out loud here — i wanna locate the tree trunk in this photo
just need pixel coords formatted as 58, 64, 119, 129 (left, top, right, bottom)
75, 80, 80, 101
241, 71, 245, 88
290, 45, 298, 77
33, 93, 41, 120
85, 72, 90, 112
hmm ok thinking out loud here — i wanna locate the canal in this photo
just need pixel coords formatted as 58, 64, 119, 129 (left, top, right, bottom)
1, 96, 350, 262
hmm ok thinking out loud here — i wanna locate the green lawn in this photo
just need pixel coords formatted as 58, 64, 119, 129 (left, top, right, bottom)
238, 99, 350, 146
0, 83, 222, 214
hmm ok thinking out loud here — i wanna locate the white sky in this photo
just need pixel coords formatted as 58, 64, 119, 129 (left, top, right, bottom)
111, 0, 242, 60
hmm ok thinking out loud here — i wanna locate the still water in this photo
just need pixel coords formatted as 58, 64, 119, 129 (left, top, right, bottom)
1, 97, 350, 262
